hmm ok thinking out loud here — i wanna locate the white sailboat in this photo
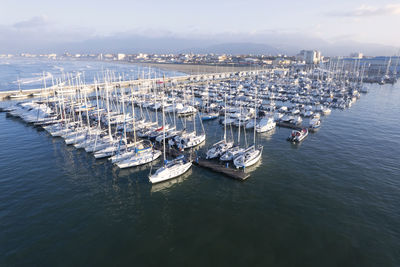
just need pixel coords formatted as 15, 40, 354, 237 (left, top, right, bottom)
206, 93, 233, 159
116, 146, 161, 168
234, 87, 263, 169
149, 89, 192, 184
220, 99, 245, 161
116, 81, 162, 168
176, 87, 206, 150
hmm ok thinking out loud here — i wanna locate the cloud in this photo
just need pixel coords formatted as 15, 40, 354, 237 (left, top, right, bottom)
328, 4, 400, 17
13, 15, 49, 29
0, 16, 96, 53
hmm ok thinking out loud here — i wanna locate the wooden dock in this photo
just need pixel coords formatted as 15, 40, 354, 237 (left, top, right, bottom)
193, 158, 250, 181
154, 142, 250, 181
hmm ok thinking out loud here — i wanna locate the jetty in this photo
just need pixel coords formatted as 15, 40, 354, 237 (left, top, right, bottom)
193, 158, 250, 181
150, 143, 250, 181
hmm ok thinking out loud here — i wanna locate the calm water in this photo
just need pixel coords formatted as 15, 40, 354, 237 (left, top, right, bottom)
0, 61, 399, 267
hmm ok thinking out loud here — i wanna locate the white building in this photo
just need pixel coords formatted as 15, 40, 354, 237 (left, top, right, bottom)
117, 53, 126, 60
298, 50, 321, 64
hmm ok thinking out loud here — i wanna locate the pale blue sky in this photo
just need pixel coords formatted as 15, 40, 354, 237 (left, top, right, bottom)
0, 0, 399, 53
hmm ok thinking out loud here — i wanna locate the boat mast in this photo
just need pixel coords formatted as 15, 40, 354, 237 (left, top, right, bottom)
162, 88, 166, 163
94, 79, 101, 130
253, 86, 257, 145
82, 78, 91, 135
192, 86, 196, 134
130, 86, 137, 147
224, 92, 227, 142
238, 100, 241, 144
105, 83, 112, 141
121, 85, 127, 145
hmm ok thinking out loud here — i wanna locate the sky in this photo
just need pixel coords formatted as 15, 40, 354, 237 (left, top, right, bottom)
0, 0, 399, 55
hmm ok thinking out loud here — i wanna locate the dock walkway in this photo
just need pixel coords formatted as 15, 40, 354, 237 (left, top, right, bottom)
193, 158, 250, 181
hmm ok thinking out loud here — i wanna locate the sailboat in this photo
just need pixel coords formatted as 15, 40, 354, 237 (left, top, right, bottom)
206, 93, 233, 159
220, 99, 245, 161
176, 87, 206, 150
115, 87, 161, 168
201, 86, 219, 121
149, 91, 192, 184
234, 87, 263, 169
116, 144, 161, 168
10, 79, 29, 99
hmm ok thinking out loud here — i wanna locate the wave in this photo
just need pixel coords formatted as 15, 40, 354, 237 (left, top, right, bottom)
14, 72, 53, 85
53, 66, 65, 72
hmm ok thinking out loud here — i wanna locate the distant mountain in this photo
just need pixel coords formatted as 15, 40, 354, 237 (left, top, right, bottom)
60, 34, 399, 57
53, 36, 282, 55
0, 27, 397, 56
181, 42, 281, 55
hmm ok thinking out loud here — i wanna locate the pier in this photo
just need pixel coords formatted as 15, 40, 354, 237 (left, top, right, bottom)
153, 143, 250, 181
193, 158, 250, 181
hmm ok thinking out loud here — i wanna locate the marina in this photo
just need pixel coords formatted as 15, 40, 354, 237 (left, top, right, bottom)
0, 61, 375, 182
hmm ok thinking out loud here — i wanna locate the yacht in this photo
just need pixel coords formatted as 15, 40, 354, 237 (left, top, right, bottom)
256, 117, 276, 133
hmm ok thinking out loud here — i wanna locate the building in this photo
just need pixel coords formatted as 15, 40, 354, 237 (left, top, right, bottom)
117, 53, 126, 60
350, 52, 363, 59
298, 50, 322, 64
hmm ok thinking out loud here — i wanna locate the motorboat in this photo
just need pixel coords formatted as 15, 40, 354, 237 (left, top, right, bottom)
287, 128, 308, 143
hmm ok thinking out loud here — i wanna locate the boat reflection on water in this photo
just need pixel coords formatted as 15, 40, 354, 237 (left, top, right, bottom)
150, 169, 192, 193
115, 157, 162, 178
258, 128, 276, 141
243, 158, 262, 173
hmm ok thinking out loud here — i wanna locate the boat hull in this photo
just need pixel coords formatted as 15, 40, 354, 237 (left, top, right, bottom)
149, 162, 192, 184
